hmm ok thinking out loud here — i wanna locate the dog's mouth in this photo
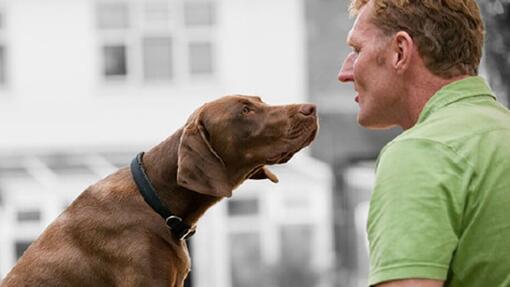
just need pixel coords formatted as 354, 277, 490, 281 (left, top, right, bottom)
266, 120, 318, 165
267, 151, 294, 164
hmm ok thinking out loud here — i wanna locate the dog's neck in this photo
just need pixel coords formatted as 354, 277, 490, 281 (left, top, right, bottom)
140, 129, 223, 227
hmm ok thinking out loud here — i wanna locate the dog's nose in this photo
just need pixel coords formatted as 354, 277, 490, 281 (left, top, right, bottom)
299, 104, 317, 116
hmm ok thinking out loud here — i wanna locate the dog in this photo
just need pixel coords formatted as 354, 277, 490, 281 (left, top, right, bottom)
0, 95, 318, 287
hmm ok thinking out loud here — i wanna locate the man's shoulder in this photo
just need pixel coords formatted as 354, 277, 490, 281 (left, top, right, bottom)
400, 97, 510, 147
378, 98, 510, 173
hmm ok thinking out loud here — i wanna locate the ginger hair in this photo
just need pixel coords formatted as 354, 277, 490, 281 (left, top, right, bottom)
349, 0, 484, 78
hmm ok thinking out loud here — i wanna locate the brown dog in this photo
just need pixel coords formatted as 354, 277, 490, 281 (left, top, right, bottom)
0, 95, 318, 287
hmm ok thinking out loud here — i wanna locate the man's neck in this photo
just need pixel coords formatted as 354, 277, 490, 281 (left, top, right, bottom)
400, 72, 470, 130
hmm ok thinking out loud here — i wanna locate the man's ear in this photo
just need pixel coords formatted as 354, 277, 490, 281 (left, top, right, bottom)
249, 166, 279, 183
177, 110, 233, 197
392, 31, 414, 74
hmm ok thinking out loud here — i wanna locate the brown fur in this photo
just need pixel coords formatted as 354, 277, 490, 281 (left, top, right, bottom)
1, 95, 318, 287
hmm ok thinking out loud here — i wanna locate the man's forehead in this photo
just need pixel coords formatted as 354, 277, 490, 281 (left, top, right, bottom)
346, 18, 365, 46
346, 2, 379, 45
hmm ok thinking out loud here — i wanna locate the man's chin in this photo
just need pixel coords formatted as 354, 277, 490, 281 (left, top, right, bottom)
357, 115, 397, 130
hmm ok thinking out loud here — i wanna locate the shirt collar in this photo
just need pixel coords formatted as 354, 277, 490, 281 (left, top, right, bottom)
417, 76, 495, 124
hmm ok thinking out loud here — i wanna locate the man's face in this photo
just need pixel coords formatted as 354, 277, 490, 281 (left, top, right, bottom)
338, 1, 402, 129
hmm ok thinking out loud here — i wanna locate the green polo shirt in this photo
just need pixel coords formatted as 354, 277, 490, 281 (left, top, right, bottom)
367, 76, 510, 286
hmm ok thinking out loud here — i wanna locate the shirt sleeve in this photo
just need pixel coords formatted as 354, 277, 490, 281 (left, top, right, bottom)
367, 138, 468, 286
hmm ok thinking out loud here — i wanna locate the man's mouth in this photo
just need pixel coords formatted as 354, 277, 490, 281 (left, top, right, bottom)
355, 95, 360, 103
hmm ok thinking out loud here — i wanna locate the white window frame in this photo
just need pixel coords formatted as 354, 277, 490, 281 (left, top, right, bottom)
0, 5, 8, 87
96, 0, 217, 86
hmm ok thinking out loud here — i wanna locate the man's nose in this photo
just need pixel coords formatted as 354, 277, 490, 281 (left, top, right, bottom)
338, 52, 355, 82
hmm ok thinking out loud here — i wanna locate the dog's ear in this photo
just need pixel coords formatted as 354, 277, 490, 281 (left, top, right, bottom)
177, 110, 233, 198
249, 166, 279, 183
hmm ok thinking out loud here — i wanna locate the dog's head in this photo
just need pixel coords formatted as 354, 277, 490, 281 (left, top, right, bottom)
177, 95, 318, 197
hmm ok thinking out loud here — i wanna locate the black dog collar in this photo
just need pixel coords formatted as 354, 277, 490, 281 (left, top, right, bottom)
130, 152, 196, 240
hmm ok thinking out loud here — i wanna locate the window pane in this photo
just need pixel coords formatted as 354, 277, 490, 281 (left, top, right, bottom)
99, 151, 133, 168
17, 210, 41, 223
0, 167, 29, 179
103, 45, 127, 77
189, 42, 213, 75
0, 46, 5, 84
40, 153, 95, 176
184, 2, 215, 27
143, 37, 173, 80
97, 2, 129, 29
230, 233, 263, 287
144, 1, 170, 27
278, 225, 317, 287
15, 241, 32, 260
227, 198, 259, 216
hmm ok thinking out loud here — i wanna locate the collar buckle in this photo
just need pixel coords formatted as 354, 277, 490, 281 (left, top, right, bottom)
166, 215, 196, 240
179, 228, 196, 241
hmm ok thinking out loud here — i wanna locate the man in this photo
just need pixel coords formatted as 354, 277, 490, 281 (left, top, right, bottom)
338, 0, 510, 286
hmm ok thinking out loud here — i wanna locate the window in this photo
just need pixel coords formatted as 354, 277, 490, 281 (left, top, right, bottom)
96, 0, 216, 84
143, 37, 173, 80
97, 2, 130, 81
280, 225, 313, 263
96, 2, 129, 29
103, 45, 127, 77
0, 8, 6, 86
184, 1, 215, 27
230, 233, 264, 287
189, 42, 213, 75
143, 1, 171, 27
16, 210, 41, 223
99, 151, 133, 168
15, 241, 32, 260
39, 154, 93, 176
227, 198, 259, 216
278, 225, 317, 287
0, 46, 5, 84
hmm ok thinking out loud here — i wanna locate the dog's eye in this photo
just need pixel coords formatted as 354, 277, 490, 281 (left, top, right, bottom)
242, 106, 251, 114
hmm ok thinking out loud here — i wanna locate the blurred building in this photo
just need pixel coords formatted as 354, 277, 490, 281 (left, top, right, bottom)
480, 0, 510, 106
0, 0, 334, 287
